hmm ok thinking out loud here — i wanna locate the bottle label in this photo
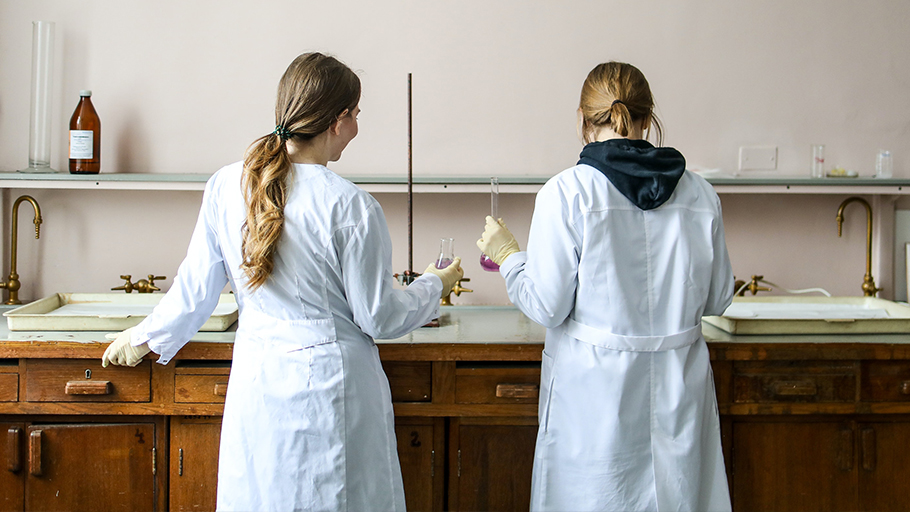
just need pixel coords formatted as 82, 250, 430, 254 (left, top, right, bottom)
70, 130, 93, 159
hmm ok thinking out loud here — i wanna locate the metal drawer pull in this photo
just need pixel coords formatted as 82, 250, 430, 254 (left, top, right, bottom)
213, 383, 228, 397
900, 381, 910, 395
7, 427, 21, 473
771, 380, 817, 396
495, 383, 539, 399
65, 380, 112, 395
28, 430, 42, 476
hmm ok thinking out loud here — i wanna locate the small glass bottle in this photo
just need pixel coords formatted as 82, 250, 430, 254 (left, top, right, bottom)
69, 90, 100, 174
436, 238, 455, 269
480, 177, 501, 271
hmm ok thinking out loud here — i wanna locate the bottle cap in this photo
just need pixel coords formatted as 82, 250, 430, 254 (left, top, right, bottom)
79, 90, 92, 97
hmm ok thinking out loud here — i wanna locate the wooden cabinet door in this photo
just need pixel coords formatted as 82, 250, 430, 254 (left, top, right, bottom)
25, 422, 156, 512
449, 417, 537, 512
732, 420, 856, 512
395, 417, 444, 512
858, 421, 910, 511
1, 422, 25, 512
169, 416, 222, 512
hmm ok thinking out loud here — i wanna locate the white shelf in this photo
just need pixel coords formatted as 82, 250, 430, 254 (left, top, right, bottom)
2, 171, 909, 195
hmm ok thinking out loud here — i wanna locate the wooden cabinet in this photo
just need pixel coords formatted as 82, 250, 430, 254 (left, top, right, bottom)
169, 415, 222, 512
0, 419, 160, 512
731, 420, 856, 511
448, 417, 537, 512
395, 417, 445, 512
1, 422, 25, 512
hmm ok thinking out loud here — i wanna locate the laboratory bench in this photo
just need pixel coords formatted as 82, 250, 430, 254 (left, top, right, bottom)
3, 307, 910, 511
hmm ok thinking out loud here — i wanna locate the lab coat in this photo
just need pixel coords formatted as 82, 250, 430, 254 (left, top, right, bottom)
501, 164, 734, 512
131, 162, 442, 512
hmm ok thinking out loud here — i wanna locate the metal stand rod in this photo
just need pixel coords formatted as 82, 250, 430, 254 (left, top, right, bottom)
407, 73, 413, 274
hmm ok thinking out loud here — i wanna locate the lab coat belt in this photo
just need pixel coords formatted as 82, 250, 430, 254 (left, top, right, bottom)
237, 309, 337, 349
564, 319, 701, 352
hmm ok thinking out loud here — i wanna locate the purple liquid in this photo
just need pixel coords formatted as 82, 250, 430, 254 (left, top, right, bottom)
480, 253, 500, 272
435, 258, 453, 269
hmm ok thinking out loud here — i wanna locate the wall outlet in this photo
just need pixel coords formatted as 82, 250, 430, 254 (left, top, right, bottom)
739, 146, 778, 171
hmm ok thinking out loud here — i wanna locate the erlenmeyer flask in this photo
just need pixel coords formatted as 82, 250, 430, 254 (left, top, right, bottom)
480, 177, 501, 271
436, 238, 455, 269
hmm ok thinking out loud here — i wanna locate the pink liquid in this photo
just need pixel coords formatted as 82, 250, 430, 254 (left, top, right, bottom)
480, 253, 500, 272
435, 258, 453, 269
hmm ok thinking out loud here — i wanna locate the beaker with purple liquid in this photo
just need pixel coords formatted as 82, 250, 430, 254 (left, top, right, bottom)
436, 238, 455, 269
480, 177, 501, 272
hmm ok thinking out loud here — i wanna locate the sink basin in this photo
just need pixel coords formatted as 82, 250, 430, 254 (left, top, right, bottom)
4, 293, 238, 332
703, 296, 910, 335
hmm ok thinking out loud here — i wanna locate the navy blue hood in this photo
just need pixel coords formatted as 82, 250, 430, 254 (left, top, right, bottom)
578, 139, 686, 210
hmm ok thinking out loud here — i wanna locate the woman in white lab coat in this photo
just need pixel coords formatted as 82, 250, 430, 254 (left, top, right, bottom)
102, 52, 464, 512
477, 61, 734, 511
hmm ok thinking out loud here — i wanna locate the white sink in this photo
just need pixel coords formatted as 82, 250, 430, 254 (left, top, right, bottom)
703, 296, 910, 335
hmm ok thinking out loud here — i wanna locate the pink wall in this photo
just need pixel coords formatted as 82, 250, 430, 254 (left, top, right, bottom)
0, 1, 908, 305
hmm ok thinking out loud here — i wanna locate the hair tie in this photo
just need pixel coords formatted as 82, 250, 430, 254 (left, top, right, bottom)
611, 99, 624, 108
273, 125, 292, 141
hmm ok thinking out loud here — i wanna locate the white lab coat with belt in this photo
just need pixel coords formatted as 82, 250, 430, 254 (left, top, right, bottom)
130, 162, 442, 512
501, 164, 734, 511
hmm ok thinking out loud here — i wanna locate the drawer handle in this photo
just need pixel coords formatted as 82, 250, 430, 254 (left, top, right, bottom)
29, 430, 42, 476
213, 383, 228, 397
771, 380, 817, 396
7, 427, 21, 473
495, 383, 539, 399
900, 381, 910, 395
65, 380, 112, 395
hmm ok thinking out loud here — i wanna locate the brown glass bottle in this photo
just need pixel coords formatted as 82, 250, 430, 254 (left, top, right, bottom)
69, 90, 100, 174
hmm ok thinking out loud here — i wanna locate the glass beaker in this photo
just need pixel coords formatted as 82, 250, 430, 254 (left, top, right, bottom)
876, 150, 893, 179
810, 144, 825, 178
436, 238, 455, 269
480, 177, 501, 272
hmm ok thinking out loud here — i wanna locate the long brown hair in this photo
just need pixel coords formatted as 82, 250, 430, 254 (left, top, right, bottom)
240, 52, 360, 290
578, 61, 663, 145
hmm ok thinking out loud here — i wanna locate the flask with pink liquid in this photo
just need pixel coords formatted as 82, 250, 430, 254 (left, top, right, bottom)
435, 238, 455, 269
480, 177, 501, 272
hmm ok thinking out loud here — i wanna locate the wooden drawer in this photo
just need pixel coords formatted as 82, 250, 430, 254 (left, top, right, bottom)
861, 361, 910, 401
455, 364, 541, 404
25, 359, 151, 402
0, 373, 17, 401
733, 361, 856, 403
175, 363, 230, 403
175, 374, 229, 403
382, 361, 432, 403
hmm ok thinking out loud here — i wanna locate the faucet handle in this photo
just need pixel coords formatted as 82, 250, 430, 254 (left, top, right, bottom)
134, 275, 166, 293
452, 277, 473, 297
111, 275, 134, 293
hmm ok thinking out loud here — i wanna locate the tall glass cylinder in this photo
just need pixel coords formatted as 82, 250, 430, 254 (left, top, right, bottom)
480, 177, 501, 272
20, 21, 57, 173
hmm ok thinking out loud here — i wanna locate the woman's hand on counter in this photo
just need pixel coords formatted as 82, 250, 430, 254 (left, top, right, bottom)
101, 328, 151, 367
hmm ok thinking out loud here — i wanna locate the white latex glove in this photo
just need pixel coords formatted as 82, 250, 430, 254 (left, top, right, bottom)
423, 257, 465, 298
101, 328, 151, 367
476, 216, 520, 265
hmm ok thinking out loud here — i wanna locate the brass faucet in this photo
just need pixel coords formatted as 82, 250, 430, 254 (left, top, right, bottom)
734, 275, 772, 296
112, 274, 166, 293
0, 195, 42, 305
441, 277, 473, 306
836, 196, 881, 297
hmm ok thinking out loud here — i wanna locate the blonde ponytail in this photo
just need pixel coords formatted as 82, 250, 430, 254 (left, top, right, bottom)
579, 62, 664, 145
240, 53, 360, 290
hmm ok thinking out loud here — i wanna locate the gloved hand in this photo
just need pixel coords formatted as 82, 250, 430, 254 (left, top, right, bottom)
424, 257, 464, 298
476, 216, 520, 265
101, 328, 151, 367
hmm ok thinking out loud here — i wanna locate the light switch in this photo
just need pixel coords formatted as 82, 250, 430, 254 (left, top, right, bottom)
739, 146, 778, 171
